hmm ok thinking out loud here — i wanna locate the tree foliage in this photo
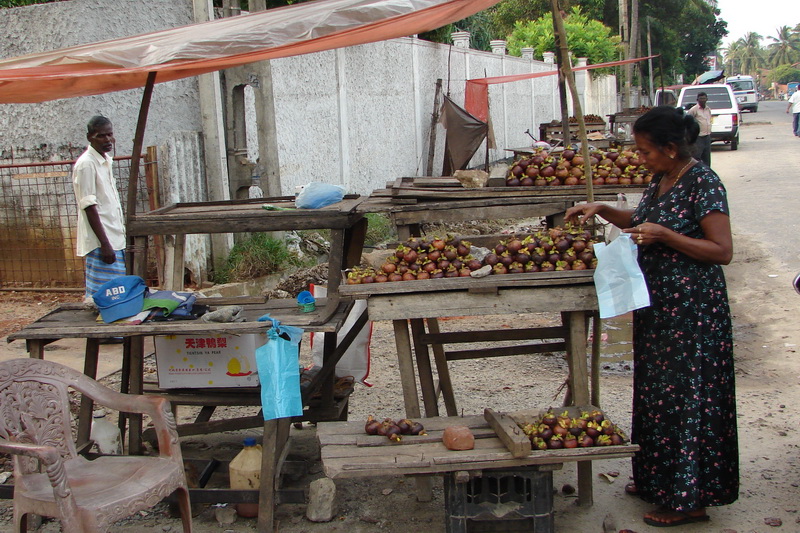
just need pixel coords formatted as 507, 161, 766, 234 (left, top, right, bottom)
768, 64, 800, 84
506, 6, 621, 68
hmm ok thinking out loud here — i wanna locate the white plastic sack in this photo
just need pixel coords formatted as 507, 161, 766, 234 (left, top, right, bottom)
606, 193, 629, 243
592, 234, 650, 319
310, 285, 372, 385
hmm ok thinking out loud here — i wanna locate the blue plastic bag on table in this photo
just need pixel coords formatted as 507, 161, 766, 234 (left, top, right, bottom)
255, 314, 305, 420
295, 182, 345, 209
592, 234, 651, 319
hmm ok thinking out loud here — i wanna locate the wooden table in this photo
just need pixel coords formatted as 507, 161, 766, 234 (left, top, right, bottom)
7, 296, 367, 531
318, 411, 638, 531
339, 271, 605, 504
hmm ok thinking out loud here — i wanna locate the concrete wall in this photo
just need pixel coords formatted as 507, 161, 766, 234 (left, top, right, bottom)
0, 1, 621, 285
0, 0, 200, 160
268, 38, 584, 195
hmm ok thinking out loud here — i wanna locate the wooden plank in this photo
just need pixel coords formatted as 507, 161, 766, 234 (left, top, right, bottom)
8, 300, 354, 341
484, 408, 531, 458
410, 318, 438, 417
420, 326, 569, 344
426, 319, 458, 417
393, 320, 421, 419
364, 285, 598, 321
128, 198, 364, 236
445, 342, 566, 361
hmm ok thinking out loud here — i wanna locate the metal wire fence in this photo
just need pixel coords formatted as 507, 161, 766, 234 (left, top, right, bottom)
0, 156, 152, 289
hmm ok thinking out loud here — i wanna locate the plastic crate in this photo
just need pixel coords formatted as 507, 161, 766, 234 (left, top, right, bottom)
444, 467, 554, 533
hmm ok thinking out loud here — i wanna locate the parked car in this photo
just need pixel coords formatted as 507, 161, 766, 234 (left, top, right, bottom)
654, 88, 678, 107
726, 75, 758, 112
677, 84, 741, 150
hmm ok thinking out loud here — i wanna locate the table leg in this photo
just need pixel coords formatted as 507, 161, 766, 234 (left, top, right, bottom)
426, 319, 458, 416
258, 417, 292, 532
27, 339, 47, 359
565, 311, 593, 506
77, 338, 100, 448
591, 312, 602, 408
128, 336, 145, 455
393, 320, 421, 419
409, 318, 439, 418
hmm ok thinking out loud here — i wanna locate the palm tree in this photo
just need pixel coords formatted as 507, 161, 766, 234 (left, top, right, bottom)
723, 41, 743, 77
767, 26, 800, 67
737, 32, 764, 77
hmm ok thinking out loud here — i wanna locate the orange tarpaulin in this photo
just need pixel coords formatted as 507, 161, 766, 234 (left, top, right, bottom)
0, 0, 501, 104
464, 54, 659, 122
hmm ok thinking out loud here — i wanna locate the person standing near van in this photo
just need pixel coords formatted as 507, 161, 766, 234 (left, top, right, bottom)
786, 90, 800, 136
73, 116, 126, 300
688, 92, 712, 166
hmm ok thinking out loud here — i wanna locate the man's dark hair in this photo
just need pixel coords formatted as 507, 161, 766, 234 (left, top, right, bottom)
87, 115, 112, 135
697, 92, 707, 98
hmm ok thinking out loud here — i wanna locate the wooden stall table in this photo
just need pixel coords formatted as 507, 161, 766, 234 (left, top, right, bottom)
318, 410, 638, 532
7, 296, 367, 532
339, 270, 604, 505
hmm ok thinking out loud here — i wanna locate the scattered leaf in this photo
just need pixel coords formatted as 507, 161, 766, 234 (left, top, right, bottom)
764, 517, 782, 527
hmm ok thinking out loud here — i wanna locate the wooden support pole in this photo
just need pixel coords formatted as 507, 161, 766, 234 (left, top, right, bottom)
126, 72, 157, 229
551, 0, 594, 202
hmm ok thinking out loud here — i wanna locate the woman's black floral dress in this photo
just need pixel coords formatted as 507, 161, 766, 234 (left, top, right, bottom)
630, 163, 739, 511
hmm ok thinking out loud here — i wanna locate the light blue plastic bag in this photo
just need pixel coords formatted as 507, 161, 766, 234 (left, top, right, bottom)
295, 182, 345, 209
592, 234, 651, 319
255, 315, 305, 420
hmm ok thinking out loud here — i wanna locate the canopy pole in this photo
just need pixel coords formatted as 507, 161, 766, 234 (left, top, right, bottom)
551, 8, 571, 150
551, 0, 593, 203
125, 71, 157, 277
126, 71, 157, 225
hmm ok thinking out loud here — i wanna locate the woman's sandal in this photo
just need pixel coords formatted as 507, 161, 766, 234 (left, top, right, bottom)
643, 509, 709, 528
624, 482, 638, 495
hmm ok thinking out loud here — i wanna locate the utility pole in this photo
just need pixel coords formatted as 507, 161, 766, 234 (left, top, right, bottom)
551, 4, 571, 147
620, 0, 630, 108
647, 17, 654, 104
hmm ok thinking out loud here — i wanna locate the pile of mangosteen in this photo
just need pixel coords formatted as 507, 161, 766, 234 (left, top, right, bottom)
506, 147, 653, 187
520, 409, 628, 450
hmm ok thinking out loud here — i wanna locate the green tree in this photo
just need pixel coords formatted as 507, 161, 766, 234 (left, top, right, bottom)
737, 32, 765, 77
767, 26, 800, 68
768, 64, 800, 84
723, 40, 744, 77
506, 6, 622, 67
418, 11, 496, 52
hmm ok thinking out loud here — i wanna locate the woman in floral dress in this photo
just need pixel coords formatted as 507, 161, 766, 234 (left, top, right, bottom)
566, 106, 738, 527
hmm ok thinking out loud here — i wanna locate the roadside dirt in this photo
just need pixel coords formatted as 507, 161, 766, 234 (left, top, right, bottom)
2, 242, 799, 533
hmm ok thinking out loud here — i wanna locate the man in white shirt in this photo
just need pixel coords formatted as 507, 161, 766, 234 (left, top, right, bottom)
72, 116, 126, 299
786, 91, 800, 136
687, 92, 712, 166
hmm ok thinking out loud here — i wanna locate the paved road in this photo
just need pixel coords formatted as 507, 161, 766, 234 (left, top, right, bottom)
713, 100, 800, 269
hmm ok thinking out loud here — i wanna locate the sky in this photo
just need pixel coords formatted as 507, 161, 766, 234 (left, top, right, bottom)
717, 0, 800, 47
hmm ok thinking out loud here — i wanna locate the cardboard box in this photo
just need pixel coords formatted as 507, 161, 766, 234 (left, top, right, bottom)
154, 333, 266, 388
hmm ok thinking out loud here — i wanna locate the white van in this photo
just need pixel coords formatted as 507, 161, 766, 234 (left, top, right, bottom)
677, 84, 741, 150
726, 75, 758, 112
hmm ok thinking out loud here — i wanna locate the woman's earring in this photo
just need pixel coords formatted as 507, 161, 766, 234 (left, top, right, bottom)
669, 154, 675, 159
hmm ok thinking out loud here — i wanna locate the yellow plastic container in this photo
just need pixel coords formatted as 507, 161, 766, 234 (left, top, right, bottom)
229, 437, 262, 517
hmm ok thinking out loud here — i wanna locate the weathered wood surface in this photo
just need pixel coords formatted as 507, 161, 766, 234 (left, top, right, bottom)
484, 408, 531, 458
128, 197, 363, 235
318, 412, 638, 479
7, 298, 353, 341
340, 270, 595, 297
365, 285, 596, 321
